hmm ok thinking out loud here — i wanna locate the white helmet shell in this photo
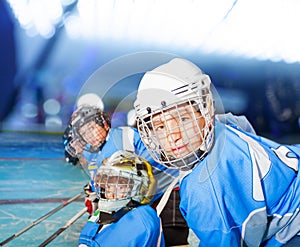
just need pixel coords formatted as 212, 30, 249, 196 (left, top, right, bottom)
134, 58, 211, 117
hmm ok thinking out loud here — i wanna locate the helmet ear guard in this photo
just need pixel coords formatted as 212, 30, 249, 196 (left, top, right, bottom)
65, 136, 86, 157
138, 159, 157, 204
94, 110, 111, 131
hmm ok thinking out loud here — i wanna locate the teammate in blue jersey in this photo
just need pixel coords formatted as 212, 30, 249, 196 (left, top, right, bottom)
78, 150, 165, 247
64, 106, 189, 246
63, 105, 111, 216
134, 57, 300, 246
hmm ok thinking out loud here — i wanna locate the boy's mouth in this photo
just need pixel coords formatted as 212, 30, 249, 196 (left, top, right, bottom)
171, 143, 188, 155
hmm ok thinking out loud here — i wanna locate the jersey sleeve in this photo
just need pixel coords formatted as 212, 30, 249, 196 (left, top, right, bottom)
179, 121, 300, 246
89, 206, 164, 247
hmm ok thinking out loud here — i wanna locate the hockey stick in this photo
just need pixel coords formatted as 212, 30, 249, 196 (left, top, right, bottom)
0, 191, 84, 246
38, 207, 87, 247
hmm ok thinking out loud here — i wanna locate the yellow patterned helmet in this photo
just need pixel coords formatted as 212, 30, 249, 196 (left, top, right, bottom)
94, 150, 157, 213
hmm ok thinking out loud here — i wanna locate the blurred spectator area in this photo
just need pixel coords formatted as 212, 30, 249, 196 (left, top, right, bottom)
0, 0, 299, 144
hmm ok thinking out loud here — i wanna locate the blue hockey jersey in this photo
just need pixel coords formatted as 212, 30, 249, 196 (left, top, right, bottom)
179, 120, 300, 246
82, 114, 256, 195
78, 205, 165, 247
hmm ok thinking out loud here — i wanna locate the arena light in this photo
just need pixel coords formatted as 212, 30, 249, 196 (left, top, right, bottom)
74, 0, 234, 45
7, 0, 64, 38
200, 0, 300, 64
6, 0, 300, 63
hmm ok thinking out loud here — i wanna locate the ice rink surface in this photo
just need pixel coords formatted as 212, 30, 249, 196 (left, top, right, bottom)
0, 132, 89, 246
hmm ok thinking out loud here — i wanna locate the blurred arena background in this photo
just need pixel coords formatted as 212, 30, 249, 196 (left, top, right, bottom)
1, 0, 300, 143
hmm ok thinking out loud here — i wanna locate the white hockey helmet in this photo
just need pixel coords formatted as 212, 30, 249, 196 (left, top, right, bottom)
94, 150, 157, 214
134, 58, 215, 170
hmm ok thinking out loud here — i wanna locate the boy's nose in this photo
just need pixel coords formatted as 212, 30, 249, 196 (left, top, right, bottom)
166, 119, 180, 143
107, 192, 115, 199
106, 187, 117, 198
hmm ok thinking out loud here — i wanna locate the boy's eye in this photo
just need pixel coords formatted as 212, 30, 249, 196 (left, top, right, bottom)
154, 123, 164, 131
181, 117, 189, 122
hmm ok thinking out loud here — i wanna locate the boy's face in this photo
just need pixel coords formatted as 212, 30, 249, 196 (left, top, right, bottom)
151, 104, 205, 159
103, 176, 134, 200
79, 121, 107, 147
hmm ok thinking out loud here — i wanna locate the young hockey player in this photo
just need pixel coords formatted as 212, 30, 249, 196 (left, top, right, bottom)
64, 105, 189, 246
134, 57, 300, 246
78, 150, 165, 247
63, 105, 111, 216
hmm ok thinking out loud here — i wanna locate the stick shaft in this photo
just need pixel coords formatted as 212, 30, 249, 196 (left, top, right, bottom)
0, 192, 84, 246
38, 207, 87, 247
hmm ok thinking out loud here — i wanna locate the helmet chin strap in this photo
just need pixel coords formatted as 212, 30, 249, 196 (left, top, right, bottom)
163, 148, 205, 171
98, 198, 131, 214
172, 122, 214, 170
85, 142, 103, 153
97, 199, 140, 225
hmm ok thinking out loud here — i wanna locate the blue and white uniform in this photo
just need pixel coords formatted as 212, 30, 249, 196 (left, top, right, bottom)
82, 114, 256, 195
83, 126, 179, 197
78, 205, 165, 247
179, 120, 300, 246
